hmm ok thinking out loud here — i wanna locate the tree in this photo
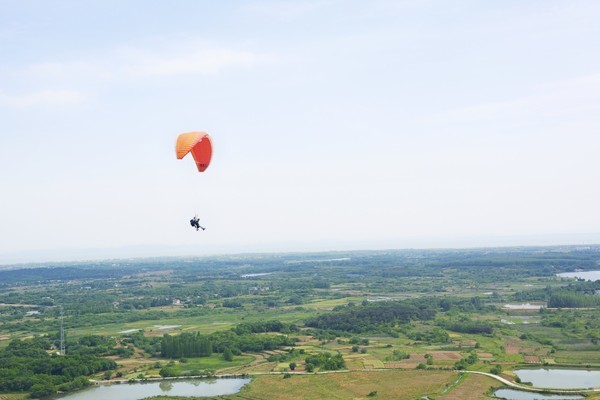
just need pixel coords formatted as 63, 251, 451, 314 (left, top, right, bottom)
223, 347, 234, 362
466, 352, 478, 365
30, 383, 55, 399
490, 365, 503, 375
159, 367, 177, 377
289, 362, 297, 371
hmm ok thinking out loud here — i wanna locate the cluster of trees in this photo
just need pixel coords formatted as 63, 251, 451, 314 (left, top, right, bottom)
385, 349, 410, 361
305, 300, 436, 333
161, 327, 296, 359
437, 318, 493, 335
209, 330, 296, 354
158, 360, 216, 378
266, 348, 305, 363
404, 327, 450, 344
454, 352, 478, 370
161, 332, 213, 358
438, 296, 487, 312
548, 292, 600, 308
222, 299, 244, 308
233, 320, 298, 335
119, 296, 173, 310
0, 336, 116, 398
540, 309, 600, 342
273, 277, 330, 290
305, 297, 495, 335
513, 279, 600, 308
121, 330, 161, 348
304, 352, 345, 372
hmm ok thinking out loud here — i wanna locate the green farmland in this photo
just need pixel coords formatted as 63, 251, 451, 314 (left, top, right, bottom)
1, 247, 600, 399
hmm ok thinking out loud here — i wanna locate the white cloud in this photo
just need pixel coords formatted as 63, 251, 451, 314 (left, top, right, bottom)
26, 61, 112, 80
20, 43, 274, 83
0, 89, 82, 108
429, 72, 600, 124
1, 42, 274, 109
120, 47, 267, 77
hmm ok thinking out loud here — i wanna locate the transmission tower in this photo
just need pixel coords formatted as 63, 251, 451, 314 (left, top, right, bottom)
60, 306, 65, 355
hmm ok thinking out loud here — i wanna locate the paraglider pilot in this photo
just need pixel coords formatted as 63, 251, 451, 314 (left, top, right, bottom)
190, 216, 205, 231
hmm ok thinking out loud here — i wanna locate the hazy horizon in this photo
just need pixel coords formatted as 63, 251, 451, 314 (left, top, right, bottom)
2, 231, 600, 266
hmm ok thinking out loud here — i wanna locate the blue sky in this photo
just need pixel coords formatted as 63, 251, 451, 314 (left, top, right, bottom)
1, 1, 600, 263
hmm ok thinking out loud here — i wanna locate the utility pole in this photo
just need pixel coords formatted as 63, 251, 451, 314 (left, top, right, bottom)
60, 306, 65, 355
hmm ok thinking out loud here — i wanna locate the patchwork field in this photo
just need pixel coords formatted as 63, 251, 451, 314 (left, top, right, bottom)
234, 370, 458, 400
2, 248, 600, 399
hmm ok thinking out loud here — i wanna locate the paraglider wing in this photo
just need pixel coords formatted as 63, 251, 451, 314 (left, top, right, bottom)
175, 132, 213, 172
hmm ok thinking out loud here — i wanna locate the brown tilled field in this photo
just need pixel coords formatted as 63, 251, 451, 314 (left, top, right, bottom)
504, 343, 520, 354
428, 351, 462, 360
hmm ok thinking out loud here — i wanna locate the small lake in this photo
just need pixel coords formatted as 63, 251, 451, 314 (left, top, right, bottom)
493, 388, 583, 400
556, 270, 600, 281
240, 272, 273, 278
57, 378, 251, 400
503, 303, 544, 310
514, 369, 600, 389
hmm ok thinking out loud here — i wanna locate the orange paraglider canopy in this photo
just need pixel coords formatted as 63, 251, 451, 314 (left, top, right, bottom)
175, 132, 213, 172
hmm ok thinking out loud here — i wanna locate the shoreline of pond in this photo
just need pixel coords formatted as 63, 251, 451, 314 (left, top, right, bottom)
56, 376, 252, 400
464, 371, 600, 395
53, 368, 599, 400
94, 368, 600, 389
46, 369, 600, 400
91, 373, 252, 386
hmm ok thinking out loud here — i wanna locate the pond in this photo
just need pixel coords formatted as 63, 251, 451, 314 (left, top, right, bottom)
556, 270, 600, 281
57, 378, 251, 400
492, 388, 583, 400
503, 303, 544, 310
240, 272, 273, 278
514, 369, 600, 389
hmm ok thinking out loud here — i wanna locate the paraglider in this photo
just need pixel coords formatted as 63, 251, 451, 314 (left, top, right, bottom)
190, 215, 205, 231
176, 131, 213, 231
175, 131, 213, 172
